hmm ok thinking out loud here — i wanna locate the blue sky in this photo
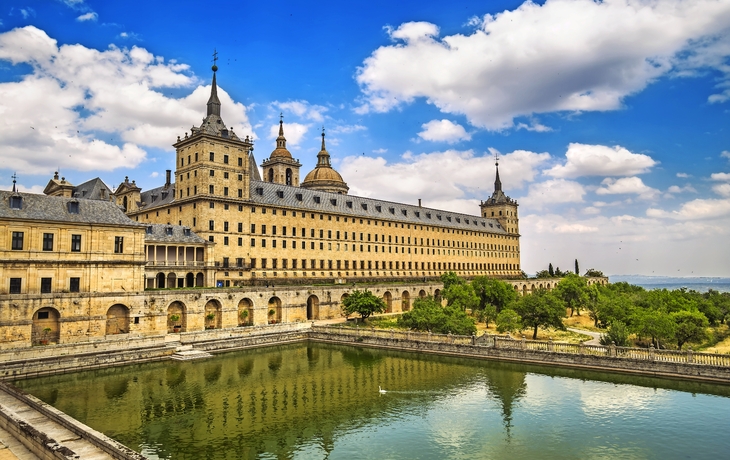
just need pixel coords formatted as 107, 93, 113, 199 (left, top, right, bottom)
1, 0, 730, 276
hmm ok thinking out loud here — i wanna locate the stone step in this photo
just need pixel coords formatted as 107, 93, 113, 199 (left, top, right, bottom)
170, 349, 213, 361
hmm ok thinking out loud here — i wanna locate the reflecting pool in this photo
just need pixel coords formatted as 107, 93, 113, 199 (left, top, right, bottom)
15, 343, 730, 459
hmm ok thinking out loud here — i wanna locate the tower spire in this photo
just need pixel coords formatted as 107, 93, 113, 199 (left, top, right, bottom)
11, 172, 17, 193
276, 113, 286, 149
494, 152, 502, 192
316, 128, 332, 167
206, 49, 221, 117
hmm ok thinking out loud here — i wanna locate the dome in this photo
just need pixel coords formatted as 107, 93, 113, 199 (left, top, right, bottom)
270, 146, 292, 160
300, 130, 349, 194
269, 119, 293, 160
302, 166, 346, 183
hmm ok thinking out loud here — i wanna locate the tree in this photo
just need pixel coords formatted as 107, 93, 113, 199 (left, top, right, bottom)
398, 297, 476, 335
442, 282, 479, 311
554, 273, 589, 317
341, 289, 386, 321
535, 270, 552, 279
471, 277, 517, 313
671, 310, 708, 350
475, 304, 498, 328
513, 288, 566, 339
630, 308, 675, 349
599, 320, 630, 347
496, 309, 522, 334
548, 263, 554, 277
574, 259, 579, 275
440, 271, 464, 290
584, 268, 604, 277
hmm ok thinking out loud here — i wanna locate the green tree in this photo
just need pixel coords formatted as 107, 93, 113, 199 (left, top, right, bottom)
574, 259, 579, 275
671, 309, 708, 350
440, 271, 464, 290
475, 304, 498, 328
554, 273, 589, 317
398, 297, 476, 335
705, 290, 730, 324
471, 277, 517, 313
630, 308, 675, 349
513, 288, 566, 339
548, 263, 554, 277
584, 268, 604, 277
535, 269, 552, 278
496, 309, 522, 334
599, 320, 630, 347
442, 282, 479, 311
341, 289, 386, 321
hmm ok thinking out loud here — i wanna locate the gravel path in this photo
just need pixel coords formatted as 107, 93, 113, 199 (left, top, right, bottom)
567, 327, 602, 346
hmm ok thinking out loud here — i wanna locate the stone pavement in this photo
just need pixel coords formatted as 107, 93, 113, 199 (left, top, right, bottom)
0, 426, 39, 460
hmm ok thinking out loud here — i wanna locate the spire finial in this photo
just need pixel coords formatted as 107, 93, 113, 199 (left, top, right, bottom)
211, 48, 218, 72
321, 126, 326, 150
206, 52, 221, 117
11, 172, 17, 193
494, 152, 502, 192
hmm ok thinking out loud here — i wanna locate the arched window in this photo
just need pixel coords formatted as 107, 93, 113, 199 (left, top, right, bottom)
286, 168, 292, 186
268, 169, 274, 182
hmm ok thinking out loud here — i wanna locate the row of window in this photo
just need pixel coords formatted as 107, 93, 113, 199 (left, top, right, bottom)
247, 259, 518, 271
179, 185, 246, 199
180, 152, 243, 167
8, 277, 80, 294
9, 232, 124, 253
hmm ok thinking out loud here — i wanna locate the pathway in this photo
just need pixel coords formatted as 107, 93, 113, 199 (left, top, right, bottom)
567, 327, 602, 346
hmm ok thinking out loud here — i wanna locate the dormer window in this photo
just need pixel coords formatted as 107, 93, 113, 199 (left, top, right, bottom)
256, 187, 264, 196
295, 193, 303, 201
9, 196, 22, 209
146, 226, 153, 234
389, 207, 395, 214
456, 217, 460, 223
161, 191, 168, 200
375, 205, 382, 212
165, 227, 173, 236
276, 190, 284, 198
489, 223, 493, 228
446, 216, 452, 222
437, 215, 442, 220
330, 199, 337, 206
401, 209, 407, 216
67, 201, 79, 214
426, 213, 431, 219
183, 228, 191, 236
415, 211, 420, 217
361, 203, 368, 210
346, 201, 353, 208
465, 219, 469, 224
313, 196, 321, 204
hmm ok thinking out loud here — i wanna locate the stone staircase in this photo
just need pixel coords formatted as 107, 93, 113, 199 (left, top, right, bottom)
170, 345, 213, 361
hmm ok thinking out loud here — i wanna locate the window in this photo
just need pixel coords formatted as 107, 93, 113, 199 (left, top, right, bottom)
313, 196, 321, 204
165, 227, 173, 236
114, 236, 124, 253
11, 232, 23, 250
209, 220, 215, 231
209, 185, 214, 194
224, 187, 229, 196
251, 238, 256, 247
238, 189, 243, 198
224, 222, 229, 232
9, 278, 21, 294
209, 152, 215, 161
71, 234, 81, 252
42, 233, 54, 251
70, 277, 80, 293
40, 278, 52, 293
224, 236, 229, 245
210, 169, 215, 176
9, 196, 22, 209
67, 201, 79, 214
224, 154, 229, 164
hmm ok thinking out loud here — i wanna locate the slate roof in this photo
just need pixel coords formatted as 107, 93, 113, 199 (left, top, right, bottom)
249, 180, 510, 234
73, 177, 113, 201
143, 224, 208, 244
139, 184, 176, 210
0, 191, 144, 227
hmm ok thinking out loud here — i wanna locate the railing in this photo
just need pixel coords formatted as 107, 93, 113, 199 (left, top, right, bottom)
146, 260, 206, 267
311, 326, 730, 368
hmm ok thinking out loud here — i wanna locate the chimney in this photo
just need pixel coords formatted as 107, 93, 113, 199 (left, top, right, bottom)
418, 199, 422, 207
165, 170, 171, 187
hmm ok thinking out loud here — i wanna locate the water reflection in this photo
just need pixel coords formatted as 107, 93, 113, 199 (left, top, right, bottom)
14, 343, 730, 459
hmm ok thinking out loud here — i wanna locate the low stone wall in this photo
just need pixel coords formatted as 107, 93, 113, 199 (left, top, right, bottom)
309, 326, 730, 383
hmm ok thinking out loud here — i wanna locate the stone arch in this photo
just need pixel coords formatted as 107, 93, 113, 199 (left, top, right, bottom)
32, 307, 60, 345
186, 272, 194, 287
307, 295, 319, 321
196, 272, 204, 287
522, 285, 527, 296
401, 290, 410, 312
106, 304, 130, 335
286, 168, 293, 186
167, 301, 186, 333
238, 298, 253, 326
383, 291, 393, 313
204, 299, 222, 330
167, 273, 177, 289
268, 297, 282, 324
267, 168, 274, 182
156, 272, 166, 289
419, 289, 427, 299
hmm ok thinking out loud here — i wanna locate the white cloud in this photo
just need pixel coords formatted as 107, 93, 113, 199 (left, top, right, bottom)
340, 148, 550, 213
583, 206, 601, 215
676, 172, 690, 178
0, 26, 252, 175
546, 143, 657, 178
712, 183, 730, 197
118, 32, 141, 41
76, 12, 97, 22
664, 184, 697, 197
372, 148, 387, 154
356, 1, 730, 129
710, 172, 730, 181
149, 171, 159, 178
330, 124, 366, 134
275, 100, 328, 123
267, 122, 309, 147
417, 119, 471, 143
521, 179, 586, 209
647, 198, 730, 220
596, 177, 659, 199
722, 150, 730, 160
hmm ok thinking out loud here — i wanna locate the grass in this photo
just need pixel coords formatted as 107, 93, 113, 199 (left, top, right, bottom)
342, 315, 404, 329
476, 321, 592, 344
696, 324, 730, 353
563, 313, 603, 332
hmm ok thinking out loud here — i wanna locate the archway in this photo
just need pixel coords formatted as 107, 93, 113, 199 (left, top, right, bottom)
156, 272, 165, 289
167, 273, 177, 289
268, 297, 282, 324
204, 300, 222, 330
186, 272, 194, 287
167, 301, 186, 333
522, 285, 527, 296
238, 298, 253, 326
106, 304, 130, 335
32, 307, 60, 345
196, 272, 204, 287
383, 291, 393, 313
419, 289, 427, 299
307, 295, 320, 321
401, 291, 410, 312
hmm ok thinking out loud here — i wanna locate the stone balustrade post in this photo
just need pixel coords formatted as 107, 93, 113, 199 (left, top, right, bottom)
390, 328, 394, 339
428, 331, 432, 342
472, 333, 476, 346
521, 335, 526, 350
687, 347, 693, 363
610, 342, 616, 357
649, 345, 655, 361
579, 342, 585, 355
548, 338, 554, 352
494, 336, 499, 349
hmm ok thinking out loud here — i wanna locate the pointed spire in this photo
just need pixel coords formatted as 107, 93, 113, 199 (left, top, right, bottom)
207, 50, 221, 117
11, 172, 17, 193
276, 113, 286, 149
316, 127, 332, 168
494, 152, 502, 192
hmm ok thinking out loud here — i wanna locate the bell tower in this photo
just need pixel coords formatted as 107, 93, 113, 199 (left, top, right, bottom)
480, 154, 519, 235
261, 115, 301, 186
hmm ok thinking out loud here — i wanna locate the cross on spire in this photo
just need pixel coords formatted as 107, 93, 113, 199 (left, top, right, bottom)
494, 151, 500, 166
212, 49, 218, 67
11, 172, 17, 192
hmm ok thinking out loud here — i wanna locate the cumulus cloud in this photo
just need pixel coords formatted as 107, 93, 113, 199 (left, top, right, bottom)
722, 150, 730, 160
76, 12, 97, 22
356, 0, 730, 129
275, 100, 328, 123
267, 122, 309, 147
521, 179, 586, 209
546, 143, 657, 178
372, 148, 387, 154
596, 177, 659, 199
340, 148, 550, 213
710, 172, 730, 181
0, 26, 252, 175
712, 183, 730, 197
647, 198, 730, 220
330, 124, 366, 134
664, 184, 697, 198
676, 172, 690, 178
417, 119, 471, 143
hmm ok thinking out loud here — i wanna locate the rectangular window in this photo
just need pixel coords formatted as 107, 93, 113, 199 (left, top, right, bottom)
42, 233, 54, 251
251, 258, 257, 268
251, 224, 256, 233
209, 220, 215, 231
224, 236, 229, 245
210, 169, 215, 176
9, 278, 21, 294
238, 189, 243, 198
224, 154, 229, 164
251, 238, 256, 247
238, 237, 243, 246
238, 223, 243, 232
71, 234, 81, 252
11, 232, 23, 250
209, 185, 214, 194
40, 277, 52, 293
114, 236, 124, 253
261, 258, 267, 269
262, 225, 267, 234
209, 152, 215, 161
224, 187, 229, 196
224, 222, 229, 232
69, 277, 80, 293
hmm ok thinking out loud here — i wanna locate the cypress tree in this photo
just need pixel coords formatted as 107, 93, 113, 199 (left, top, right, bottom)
548, 263, 554, 277
575, 259, 579, 275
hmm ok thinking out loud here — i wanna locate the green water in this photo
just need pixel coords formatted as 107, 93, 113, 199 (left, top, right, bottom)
14, 343, 730, 459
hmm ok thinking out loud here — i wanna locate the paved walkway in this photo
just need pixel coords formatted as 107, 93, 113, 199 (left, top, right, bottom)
0, 427, 40, 460
567, 327, 602, 346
